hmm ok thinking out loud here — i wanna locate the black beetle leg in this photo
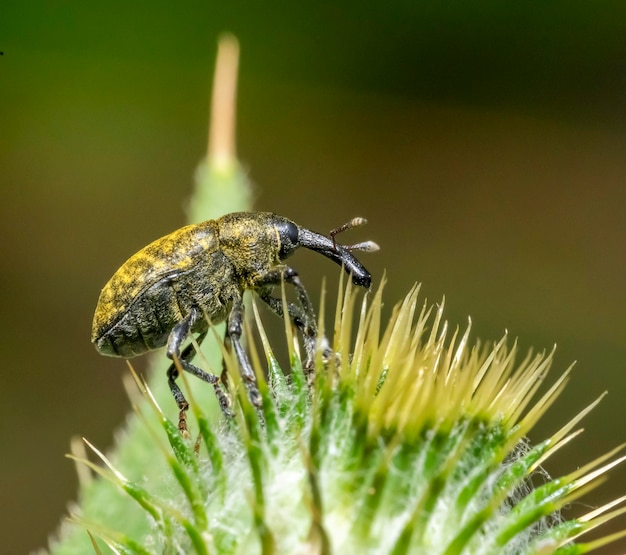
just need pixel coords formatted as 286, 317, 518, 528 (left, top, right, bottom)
166, 308, 231, 435
226, 295, 263, 408
255, 266, 325, 380
258, 293, 321, 379
220, 326, 231, 389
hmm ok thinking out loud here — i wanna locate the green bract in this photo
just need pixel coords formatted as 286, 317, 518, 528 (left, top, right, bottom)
58, 279, 625, 554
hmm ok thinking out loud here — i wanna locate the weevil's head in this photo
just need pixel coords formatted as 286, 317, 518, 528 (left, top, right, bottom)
273, 214, 377, 288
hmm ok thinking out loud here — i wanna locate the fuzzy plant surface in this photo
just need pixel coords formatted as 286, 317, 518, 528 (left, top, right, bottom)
42, 36, 626, 555
56, 278, 626, 555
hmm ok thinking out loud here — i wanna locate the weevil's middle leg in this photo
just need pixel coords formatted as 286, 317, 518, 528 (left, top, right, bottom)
166, 308, 231, 435
226, 295, 263, 408
220, 326, 231, 388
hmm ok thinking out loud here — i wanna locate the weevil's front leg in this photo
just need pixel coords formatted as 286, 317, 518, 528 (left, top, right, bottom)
227, 294, 262, 408
255, 266, 328, 380
166, 308, 231, 435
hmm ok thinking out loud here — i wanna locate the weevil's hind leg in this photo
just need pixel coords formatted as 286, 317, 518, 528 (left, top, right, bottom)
255, 266, 328, 381
166, 308, 231, 435
226, 295, 262, 408
166, 363, 191, 436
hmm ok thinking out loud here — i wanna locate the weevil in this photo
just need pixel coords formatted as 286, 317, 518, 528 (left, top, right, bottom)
91, 211, 377, 433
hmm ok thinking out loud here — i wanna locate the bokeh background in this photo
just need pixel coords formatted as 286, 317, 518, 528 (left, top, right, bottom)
2, 2, 625, 553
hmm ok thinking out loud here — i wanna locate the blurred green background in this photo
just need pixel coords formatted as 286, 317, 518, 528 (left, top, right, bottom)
1, 2, 625, 553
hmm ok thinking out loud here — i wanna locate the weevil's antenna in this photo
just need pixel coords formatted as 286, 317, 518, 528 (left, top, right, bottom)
344, 240, 380, 253
330, 217, 368, 250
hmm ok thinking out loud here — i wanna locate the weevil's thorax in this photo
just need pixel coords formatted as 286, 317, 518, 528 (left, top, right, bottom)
216, 212, 288, 288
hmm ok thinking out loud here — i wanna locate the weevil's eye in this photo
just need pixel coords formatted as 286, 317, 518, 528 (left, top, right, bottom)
276, 220, 300, 259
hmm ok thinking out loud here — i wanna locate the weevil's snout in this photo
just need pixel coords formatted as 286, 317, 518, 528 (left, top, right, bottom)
297, 227, 374, 288
348, 264, 372, 288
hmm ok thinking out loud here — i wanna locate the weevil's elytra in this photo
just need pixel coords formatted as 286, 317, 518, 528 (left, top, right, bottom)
92, 211, 378, 433
92, 220, 224, 357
